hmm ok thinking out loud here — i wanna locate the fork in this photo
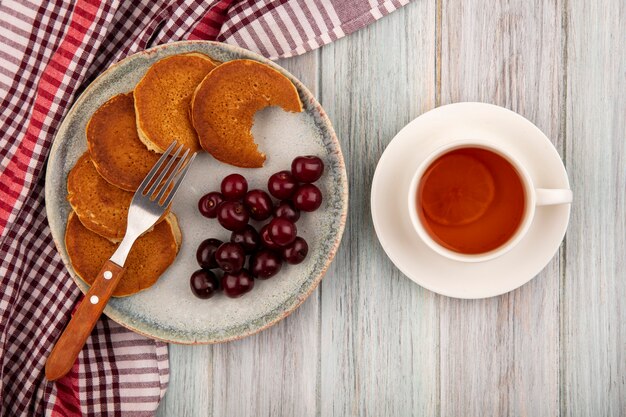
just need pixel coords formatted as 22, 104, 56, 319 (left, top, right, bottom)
45, 141, 196, 381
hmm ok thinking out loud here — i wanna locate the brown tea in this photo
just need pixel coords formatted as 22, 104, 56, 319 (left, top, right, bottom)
417, 147, 525, 254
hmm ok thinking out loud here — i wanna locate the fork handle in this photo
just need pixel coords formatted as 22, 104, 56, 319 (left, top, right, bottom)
45, 260, 125, 381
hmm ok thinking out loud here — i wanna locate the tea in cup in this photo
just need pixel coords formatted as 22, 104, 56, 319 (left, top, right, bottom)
408, 139, 572, 262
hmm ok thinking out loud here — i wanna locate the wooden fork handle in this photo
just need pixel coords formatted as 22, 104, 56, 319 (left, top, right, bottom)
45, 260, 125, 381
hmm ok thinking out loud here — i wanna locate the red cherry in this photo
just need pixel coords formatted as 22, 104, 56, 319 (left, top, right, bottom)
281, 237, 309, 264
222, 269, 254, 298
221, 174, 248, 200
267, 170, 298, 199
231, 225, 261, 254
291, 156, 324, 183
215, 242, 246, 273
198, 192, 224, 218
196, 238, 223, 269
190, 269, 221, 299
273, 200, 300, 222
250, 250, 282, 279
293, 184, 322, 212
243, 189, 273, 221
217, 201, 249, 231
259, 224, 282, 250
268, 218, 297, 246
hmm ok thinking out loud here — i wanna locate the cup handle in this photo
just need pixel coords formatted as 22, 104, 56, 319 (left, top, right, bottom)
535, 188, 573, 206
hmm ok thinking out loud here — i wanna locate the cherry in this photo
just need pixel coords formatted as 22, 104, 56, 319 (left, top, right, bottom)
281, 237, 308, 264
267, 170, 298, 199
190, 269, 221, 299
250, 250, 282, 279
221, 174, 248, 200
291, 156, 324, 183
293, 184, 322, 212
273, 200, 300, 222
222, 269, 254, 298
217, 201, 249, 231
259, 224, 282, 250
198, 192, 224, 218
196, 238, 223, 269
243, 189, 273, 221
215, 242, 246, 273
268, 218, 297, 246
231, 225, 261, 254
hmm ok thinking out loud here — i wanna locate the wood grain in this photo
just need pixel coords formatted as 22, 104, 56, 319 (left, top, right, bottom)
157, 345, 213, 417
319, 1, 438, 416
439, 1, 564, 416
562, 0, 626, 415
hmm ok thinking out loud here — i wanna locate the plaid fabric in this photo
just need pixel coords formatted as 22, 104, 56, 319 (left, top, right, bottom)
0, 0, 409, 415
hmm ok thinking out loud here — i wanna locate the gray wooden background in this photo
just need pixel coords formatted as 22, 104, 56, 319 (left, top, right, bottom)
157, 0, 625, 415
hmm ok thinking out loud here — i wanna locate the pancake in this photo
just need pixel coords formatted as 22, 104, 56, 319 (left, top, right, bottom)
67, 153, 133, 241
87, 92, 160, 191
65, 211, 181, 297
191, 59, 303, 168
134, 53, 217, 153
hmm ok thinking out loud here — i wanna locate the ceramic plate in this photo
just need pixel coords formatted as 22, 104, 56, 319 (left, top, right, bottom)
371, 102, 571, 299
46, 41, 348, 344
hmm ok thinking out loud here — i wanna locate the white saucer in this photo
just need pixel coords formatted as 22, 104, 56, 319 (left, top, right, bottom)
370, 102, 571, 299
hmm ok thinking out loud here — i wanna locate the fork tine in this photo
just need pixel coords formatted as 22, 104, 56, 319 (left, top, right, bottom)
136, 141, 178, 194
161, 153, 197, 208
154, 148, 190, 203
145, 144, 184, 197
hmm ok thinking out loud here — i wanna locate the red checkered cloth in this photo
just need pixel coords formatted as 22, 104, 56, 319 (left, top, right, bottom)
0, 0, 409, 415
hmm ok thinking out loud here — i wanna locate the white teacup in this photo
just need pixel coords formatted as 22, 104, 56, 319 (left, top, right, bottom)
407, 139, 573, 263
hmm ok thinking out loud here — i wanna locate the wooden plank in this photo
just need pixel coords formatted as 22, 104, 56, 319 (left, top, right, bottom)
562, 0, 626, 415
211, 298, 319, 416
209, 51, 320, 417
319, 1, 438, 416
439, 1, 564, 416
156, 345, 213, 417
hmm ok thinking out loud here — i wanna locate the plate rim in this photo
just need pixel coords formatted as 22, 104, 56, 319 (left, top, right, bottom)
45, 40, 348, 344
370, 102, 571, 299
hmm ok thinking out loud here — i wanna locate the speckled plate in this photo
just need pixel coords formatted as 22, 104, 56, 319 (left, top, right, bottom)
45, 41, 347, 344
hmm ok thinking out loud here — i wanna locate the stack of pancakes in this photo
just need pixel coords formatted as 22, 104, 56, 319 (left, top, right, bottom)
66, 52, 302, 296
67, 90, 183, 297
